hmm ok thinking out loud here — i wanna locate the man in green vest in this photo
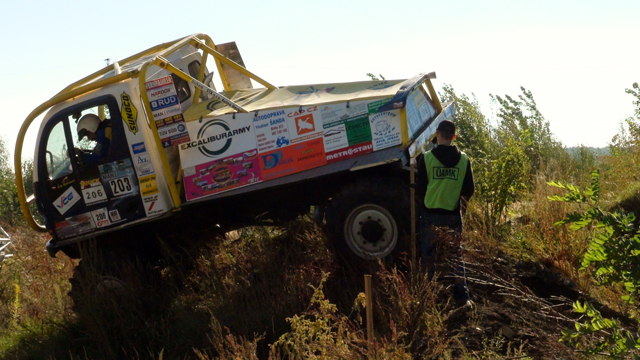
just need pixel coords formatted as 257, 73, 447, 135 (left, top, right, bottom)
416, 120, 474, 307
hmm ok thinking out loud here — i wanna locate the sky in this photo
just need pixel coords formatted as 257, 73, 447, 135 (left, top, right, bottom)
2, 0, 639, 164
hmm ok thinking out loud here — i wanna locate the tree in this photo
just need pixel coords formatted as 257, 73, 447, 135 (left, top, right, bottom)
439, 84, 493, 161
491, 87, 566, 177
0, 137, 33, 225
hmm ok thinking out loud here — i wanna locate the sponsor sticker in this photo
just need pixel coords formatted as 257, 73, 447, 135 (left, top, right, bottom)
131, 142, 146, 154
253, 109, 290, 153
320, 101, 368, 128
260, 138, 326, 181
367, 98, 392, 114
326, 142, 373, 164
148, 86, 177, 102
150, 95, 179, 112
369, 110, 402, 151
179, 113, 257, 169
139, 174, 158, 196
286, 105, 318, 119
322, 124, 348, 152
183, 150, 262, 201
155, 115, 190, 148
152, 105, 182, 120
91, 208, 111, 228
55, 213, 96, 238
53, 187, 81, 215
133, 153, 155, 177
143, 194, 164, 216
295, 114, 315, 134
287, 112, 322, 144
57, 175, 75, 187
145, 75, 174, 91
317, 100, 372, 159
108, 209, 121, 222
345, 115, 372, 145
144, 76, 191, 148
121, 92, 138, 134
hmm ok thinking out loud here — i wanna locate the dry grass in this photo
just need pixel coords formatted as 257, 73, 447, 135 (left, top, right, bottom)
0, 178, 631, 359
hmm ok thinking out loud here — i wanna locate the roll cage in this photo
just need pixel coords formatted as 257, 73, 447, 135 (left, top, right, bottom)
15, 33, 276, 232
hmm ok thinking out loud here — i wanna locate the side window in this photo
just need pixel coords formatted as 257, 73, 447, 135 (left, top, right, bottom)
45, 121, 72, 180
170, 74, 191, 103
68, 104, 113, 170
70, 106, 109, 152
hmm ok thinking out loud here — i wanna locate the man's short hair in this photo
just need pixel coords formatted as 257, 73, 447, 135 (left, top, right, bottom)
438, 130, 454, 141
436, 120, 455, 140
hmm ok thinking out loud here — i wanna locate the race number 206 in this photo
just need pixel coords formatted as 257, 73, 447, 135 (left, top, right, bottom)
82, 184, 108, 205
108, 176, 134, 197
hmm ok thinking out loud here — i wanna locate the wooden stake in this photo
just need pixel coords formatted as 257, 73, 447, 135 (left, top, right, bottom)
410, 157, 417, 284
365, 274, 374, 342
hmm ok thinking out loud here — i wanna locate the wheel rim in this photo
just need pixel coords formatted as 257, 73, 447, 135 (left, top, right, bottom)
344, 204, 398, 259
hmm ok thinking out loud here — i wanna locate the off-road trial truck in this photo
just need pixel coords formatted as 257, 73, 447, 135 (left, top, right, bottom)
15, 33, 455, 272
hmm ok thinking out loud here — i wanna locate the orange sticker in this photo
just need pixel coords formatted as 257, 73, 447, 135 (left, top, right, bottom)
259, 138, 326, 181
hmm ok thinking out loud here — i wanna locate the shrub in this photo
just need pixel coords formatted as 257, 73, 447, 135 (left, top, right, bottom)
549, 170, 640, 357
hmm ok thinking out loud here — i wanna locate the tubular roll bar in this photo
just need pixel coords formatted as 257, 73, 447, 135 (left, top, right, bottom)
15, 34, 275, 232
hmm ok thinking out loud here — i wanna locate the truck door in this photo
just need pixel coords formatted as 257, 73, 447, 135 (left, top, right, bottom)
36, 95, 146, 239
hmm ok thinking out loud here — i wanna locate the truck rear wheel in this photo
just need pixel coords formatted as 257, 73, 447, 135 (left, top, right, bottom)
325, 177, 410, 262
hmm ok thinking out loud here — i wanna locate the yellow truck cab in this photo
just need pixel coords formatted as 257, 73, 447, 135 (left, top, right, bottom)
15, 33, 455, 262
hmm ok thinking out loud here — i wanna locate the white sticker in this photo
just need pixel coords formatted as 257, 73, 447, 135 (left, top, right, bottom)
91, 208, 111, 228
108, 175, 134, 197
369, 110, 402, 151
133, 153, 155, 177
81, 184, 108, 205
53, 187, 82, 215
253, 109, 291, 153
157, 122, 185, 139
148, 86, 177, 102
143, 194, 164, 216
179, 113, 257, 169
108, 209, 121, 222
322, 124, 349, 152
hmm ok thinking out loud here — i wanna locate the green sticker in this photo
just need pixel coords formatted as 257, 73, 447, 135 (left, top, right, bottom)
346, 115, 372, 145
367, 98, 392, 114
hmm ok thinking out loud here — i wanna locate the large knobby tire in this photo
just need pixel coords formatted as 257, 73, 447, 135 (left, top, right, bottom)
325, 177, 411, 263
68, 258, 130, 314
68, 254, 161, 315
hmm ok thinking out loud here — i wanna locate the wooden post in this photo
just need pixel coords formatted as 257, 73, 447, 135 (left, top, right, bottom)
365, 274, 374, 342
410, 157, 417, 284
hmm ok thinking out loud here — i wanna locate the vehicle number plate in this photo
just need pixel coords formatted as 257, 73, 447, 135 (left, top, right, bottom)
108, 175, 134, 197
82, 184, 108, 205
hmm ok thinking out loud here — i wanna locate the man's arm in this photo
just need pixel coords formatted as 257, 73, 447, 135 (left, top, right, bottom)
460, 160, 474, 200
81, 128, 110, 167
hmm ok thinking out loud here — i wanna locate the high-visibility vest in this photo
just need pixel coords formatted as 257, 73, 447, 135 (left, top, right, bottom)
424, 150, 468, 211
